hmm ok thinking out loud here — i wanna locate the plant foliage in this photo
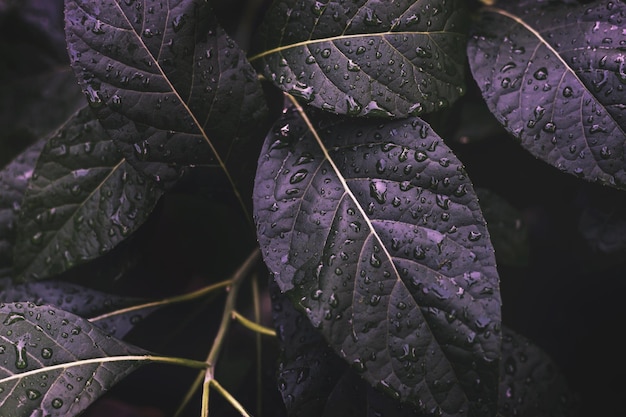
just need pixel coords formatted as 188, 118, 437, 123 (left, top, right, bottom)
0, 0, 622, 416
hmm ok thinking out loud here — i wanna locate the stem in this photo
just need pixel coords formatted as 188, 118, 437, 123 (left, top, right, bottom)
232, 311, 277, 337
89, 279, 232, 323
210, 379, 253, 417
173, 247, 262, 416
252, 274, 263, 417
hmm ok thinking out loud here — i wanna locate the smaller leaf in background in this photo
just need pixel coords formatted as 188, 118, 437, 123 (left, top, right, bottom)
0, 138, 45, 272
498, 327, 580, 417
0, 302, 150, 416
467, 0, 626, 190
576, 184, 626, 254
0, 278, 155, 339
14, 107, 163, 281
251, 0, 468, 118
476, 188, 529, 267
271, 278, 578, 417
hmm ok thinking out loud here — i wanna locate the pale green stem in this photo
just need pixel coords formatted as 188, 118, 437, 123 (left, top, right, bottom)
252, 274, 263, 417
173, 247, 261, 417
89, 279, 232, 323
232, 310, 277, 337
210, 379, 253, 417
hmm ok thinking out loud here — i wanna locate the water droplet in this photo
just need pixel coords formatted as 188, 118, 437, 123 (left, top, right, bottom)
369, 294, 381, 306
347, 59, 360, 72
533, 67, 548, 80
600, 146, 612, 159
31, 232, 44, 245
3, 313, 25, 325
289, 169, 308, 184
110, 94, 122, 109
563, 86, 573, 97
289, 83, 315, 103
377, 380, 401, 401
172, 14, 186, 32
84, 85, 102, 108
92, 20, 105, 34
376, 159, 386, 174
543, 122, 557, 133
468, 231, 482, 241
51, 398, 64, 409
321, 48, 331, 58
369, 253, 382, 267
26, 389, 41, 400
345, 95, 362, 115
41, 348, 53, 359
369, 181, 387, 204
500, 62, 516, 73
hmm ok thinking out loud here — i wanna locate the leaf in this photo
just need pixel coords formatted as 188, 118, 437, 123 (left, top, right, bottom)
498, 327, 580, 417
254, 101, 501, 416
475, 188, 529, 267
0, 139, 46, 273
14, 107, 163, 281
0, 278, 152, 339
0, 302, 149, 416
270, 278, 427, 417
251, 0, 468, 118
64, 0, 268, 207
272, 277, 578, 417
467, 0, 626, 189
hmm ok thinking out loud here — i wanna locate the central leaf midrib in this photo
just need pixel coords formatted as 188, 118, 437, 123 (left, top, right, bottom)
249, 30, 455, 61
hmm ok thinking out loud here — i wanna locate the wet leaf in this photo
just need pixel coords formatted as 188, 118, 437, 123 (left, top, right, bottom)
251, 0, 468, 118
270, 278, 427, 417
498, 327, 580, 417
0, 278, 151, 339
13, 107, 163, 281
0, 302, 150, 416
0, 139, 46, 273
467, 0, 626, 189
475, 188, 529, 267
254, 101, 501, 416
64, 0, 268, 205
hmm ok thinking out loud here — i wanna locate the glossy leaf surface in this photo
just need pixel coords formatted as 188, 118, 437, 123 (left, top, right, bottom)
14, 107, 162, 281
65, 0, 268, 195
0, 302, 149, 416
0, 279, 150, 339
467, 0, 626, 189
254, 102, 501, 416
252, 0, 468, 117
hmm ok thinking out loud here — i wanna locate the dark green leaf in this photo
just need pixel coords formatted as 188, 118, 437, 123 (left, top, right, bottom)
467, 0, 626, 189
475, 188, 529, 267
498, 327, 580, 417
0, 139, 46, 273
14, 107, 163, 281
251, 0, 467, 117
254, 102, 501, 416
0, 302, 149, 416
0, 278, 151, 339
64, 0, 268, 205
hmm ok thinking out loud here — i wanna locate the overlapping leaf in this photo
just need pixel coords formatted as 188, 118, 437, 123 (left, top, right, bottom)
251, 0, 468, 117
0, 279, 152, 339
13, 107, 162, 281
254, 102, 501, 416
64, 0, 268, 203
467, 0, 626, 189
0, 303, 149, 416
272, 276, 577, 417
